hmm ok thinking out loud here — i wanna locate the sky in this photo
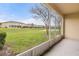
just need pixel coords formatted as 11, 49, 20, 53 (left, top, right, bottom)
0, 3, 45, 25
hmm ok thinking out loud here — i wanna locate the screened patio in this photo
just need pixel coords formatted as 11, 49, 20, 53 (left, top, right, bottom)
17, 3, 79, 56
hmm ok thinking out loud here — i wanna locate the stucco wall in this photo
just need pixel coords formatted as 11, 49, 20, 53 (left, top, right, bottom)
65, 13, 79, 39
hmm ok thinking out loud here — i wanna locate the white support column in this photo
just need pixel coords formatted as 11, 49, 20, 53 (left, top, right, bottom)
61, 16, 65, 36
49, 17, 51, 40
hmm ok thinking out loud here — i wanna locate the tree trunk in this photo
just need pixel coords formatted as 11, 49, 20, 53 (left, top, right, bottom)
59, 26, 61, 34
46, 26, 49, 39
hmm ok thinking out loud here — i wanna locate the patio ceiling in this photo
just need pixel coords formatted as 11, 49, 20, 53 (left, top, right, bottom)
47, 3, 79, 16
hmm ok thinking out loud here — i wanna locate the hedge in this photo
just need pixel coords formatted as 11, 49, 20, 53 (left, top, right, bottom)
0, 32, 6, 50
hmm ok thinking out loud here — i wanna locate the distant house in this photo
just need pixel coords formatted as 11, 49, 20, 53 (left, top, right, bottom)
0, 21, 34, 28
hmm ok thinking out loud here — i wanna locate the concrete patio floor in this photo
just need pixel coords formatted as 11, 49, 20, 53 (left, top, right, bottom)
43, 39, 79, 56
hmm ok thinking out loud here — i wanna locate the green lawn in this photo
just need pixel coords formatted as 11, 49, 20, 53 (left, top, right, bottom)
0, 28, 48, 55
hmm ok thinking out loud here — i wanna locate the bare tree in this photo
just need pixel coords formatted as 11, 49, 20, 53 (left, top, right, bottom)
31, 4, 52, 38
53, 15, 61, 35
56, 17, 61, 33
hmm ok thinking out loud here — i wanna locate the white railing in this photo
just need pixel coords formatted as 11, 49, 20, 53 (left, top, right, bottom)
16, 35, 64, 56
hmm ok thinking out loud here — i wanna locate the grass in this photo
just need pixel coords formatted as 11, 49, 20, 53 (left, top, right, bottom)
0, 28, 48, 55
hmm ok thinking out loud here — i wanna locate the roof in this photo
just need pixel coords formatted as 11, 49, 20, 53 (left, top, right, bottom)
1, 21, 34, 25
47, 3, 79, 16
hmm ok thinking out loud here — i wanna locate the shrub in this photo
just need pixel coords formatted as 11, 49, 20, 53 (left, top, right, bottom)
0, 32, 6, 50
